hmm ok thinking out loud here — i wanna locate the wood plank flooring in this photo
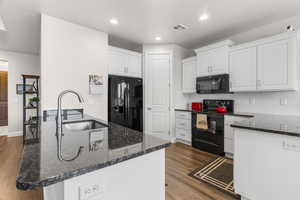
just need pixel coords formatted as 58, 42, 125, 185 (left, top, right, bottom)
0, 136, 42, 200
0, 137, 235, 200
166, 143, 236, 200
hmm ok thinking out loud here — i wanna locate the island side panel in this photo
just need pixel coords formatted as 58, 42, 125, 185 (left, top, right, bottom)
44, 149, 166, 200
234, 128, 300, 200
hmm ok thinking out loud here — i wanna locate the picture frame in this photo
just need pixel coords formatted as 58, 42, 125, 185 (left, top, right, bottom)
89, 74, 104, 95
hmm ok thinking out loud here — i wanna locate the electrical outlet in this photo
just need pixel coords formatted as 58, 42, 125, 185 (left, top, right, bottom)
249, 97, 255, 105
79, 182, 103, 200
283, 139, 300, 152
280, 98, 288, 105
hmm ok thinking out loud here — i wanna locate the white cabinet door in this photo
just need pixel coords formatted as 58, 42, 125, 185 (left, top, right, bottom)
196, 46, 230, 77
210, 47, 229, 75
109, 49, 126, 75
182, 57, 196, 93
197, 52, 211, 77
127, 54, 142, 78
109, 46, 142, 78
229, 47, 257, 92
257, 39, 296, 91
145, 53, 171, 136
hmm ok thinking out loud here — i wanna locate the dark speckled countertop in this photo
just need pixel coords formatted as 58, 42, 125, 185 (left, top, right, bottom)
231, 113, 300, 137
175, 109, 300, 137
16, 115, 171, 190
175, 108, 254, 117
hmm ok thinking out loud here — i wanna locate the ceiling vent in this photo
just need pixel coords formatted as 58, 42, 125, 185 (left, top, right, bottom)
173, 24, 188, 31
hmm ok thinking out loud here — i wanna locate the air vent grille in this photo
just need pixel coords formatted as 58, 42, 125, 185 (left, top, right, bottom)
173, 24, 188, 30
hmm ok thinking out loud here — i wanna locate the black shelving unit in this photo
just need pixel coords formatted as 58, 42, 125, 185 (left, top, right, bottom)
22, 74, 40, 144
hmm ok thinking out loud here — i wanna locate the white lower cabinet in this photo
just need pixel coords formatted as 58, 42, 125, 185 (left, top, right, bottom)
224, 115, 253, 157
175, 111, 192, 144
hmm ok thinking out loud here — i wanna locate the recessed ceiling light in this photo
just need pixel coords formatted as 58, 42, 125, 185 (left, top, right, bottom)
199, 13, 209, 21
155, 36, 161, 41
110, 18, 119, 25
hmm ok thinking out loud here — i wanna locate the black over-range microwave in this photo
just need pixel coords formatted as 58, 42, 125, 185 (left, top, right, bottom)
196, 74, 230, 94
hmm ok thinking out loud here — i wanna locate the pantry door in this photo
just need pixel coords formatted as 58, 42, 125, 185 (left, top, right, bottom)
145, 53, 171, 137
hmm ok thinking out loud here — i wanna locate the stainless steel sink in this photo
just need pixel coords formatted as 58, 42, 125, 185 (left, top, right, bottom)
63, 120, 108, 131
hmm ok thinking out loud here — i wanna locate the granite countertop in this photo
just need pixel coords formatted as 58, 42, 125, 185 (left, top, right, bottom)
174, 108, 254, 118
231, 114, 300, 137
16, 115, 171, 190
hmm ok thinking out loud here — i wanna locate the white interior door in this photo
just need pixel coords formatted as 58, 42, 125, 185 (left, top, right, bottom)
145, 53, 171, 136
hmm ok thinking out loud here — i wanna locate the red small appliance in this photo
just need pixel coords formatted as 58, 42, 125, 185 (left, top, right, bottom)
191, 102, 202, 112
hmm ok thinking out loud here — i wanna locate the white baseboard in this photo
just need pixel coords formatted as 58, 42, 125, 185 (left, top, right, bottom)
7, 131, 22, 137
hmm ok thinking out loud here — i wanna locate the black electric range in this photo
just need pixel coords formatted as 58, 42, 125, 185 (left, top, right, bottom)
192, 99, 234, 156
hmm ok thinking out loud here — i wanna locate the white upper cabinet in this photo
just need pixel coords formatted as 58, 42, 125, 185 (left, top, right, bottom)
109, 48, 127, 75
127, 54, 142, 77
108, 46, 142, 78
195, 40, 233, 77
182, 57, 196, 93
257, 38, 297, 91
229, 47, 257, 92
229, 32, 298, 92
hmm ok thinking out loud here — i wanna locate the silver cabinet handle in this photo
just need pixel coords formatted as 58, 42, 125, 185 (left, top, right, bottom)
207, 66, 210, 72
147, 107, 152, 110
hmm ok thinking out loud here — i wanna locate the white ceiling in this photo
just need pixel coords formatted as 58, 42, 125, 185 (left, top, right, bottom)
1, 0, 300, 54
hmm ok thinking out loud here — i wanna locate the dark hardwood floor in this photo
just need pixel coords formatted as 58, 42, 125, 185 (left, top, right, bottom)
0, 137, 234, 200
166, 143, 236, 200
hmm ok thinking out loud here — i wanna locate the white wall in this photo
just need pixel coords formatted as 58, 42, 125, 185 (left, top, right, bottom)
41, 15, 108, 121
0, 50, 40, 136
0, 60, 8, 71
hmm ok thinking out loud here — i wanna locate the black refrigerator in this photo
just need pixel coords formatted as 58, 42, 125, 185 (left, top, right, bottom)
108, 75, 143, 131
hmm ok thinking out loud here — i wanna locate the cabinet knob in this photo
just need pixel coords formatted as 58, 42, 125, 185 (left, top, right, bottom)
147, 107, 152, 111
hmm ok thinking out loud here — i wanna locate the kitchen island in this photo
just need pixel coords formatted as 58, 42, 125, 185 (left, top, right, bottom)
17, 115, 170, 200
231, 114, 300, 200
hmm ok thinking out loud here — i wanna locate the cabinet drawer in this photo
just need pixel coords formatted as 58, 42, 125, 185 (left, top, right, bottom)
176, 128, 188, 141
176, 119, 191, 130
224, 138, 234, 154
175, 111, 191, 120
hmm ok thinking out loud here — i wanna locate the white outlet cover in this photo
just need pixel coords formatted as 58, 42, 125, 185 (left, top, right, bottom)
249, 97, 255, 105
283, 139, 300, 152
280, 98, 288, 105
79, 182, 103, 200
